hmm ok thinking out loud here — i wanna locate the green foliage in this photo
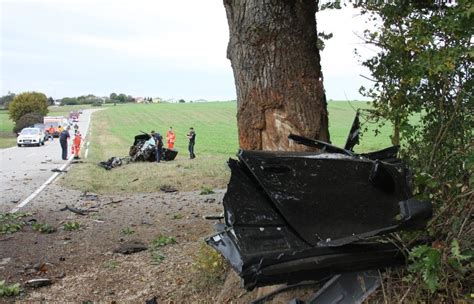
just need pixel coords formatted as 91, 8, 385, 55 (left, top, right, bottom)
61, 95, 104, 106
447, 239, 473, 277
150, 235, 177, 249
63, 221, 81, 231
8, 92, 49, 123
192, 243, 226, 290
200, 186, 215, 195
121, 227, 135, 235
32, 223, 56, 234
357, 0, 473, 298
104, 259, 119, 270
149, 235, 177, 265
409, 245, 442, 292
108, 92, 134, 103
60, 97, 79, 106
0, 280, 21, 297
0, 212, 30, 234
172, 214, 183, 220
150, 252, 166, 265
13, 112, 44, 133
0, 92, 15, 110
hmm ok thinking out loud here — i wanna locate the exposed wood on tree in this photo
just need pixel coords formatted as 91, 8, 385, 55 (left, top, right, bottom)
224, 0, 330, 151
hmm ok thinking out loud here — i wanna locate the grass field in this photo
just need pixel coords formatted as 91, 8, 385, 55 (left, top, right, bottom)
61, 101, 394, 193
0, 105, 94, 148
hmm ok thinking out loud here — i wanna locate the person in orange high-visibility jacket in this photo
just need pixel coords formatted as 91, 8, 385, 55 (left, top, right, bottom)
166, 127, 176, 150
72, 130, 83, 159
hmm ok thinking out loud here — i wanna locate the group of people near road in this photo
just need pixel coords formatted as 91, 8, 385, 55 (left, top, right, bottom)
58, 124, 196, 162
143, 126, 196, 162
59, 125, 83, 161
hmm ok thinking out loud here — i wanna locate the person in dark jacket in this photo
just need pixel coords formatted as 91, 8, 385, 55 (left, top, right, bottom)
152, 131, 164, 163
59, 126, 71, 160
186, 127, 196, 159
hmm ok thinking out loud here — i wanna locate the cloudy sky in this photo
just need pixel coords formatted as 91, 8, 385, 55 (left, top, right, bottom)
0, 0, 375, 101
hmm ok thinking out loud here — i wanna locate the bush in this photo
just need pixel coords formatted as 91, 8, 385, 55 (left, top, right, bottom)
192, 243, 226, 290
8, 92, 48, 123
13, 112, 44, 133
60, 97, 79, 106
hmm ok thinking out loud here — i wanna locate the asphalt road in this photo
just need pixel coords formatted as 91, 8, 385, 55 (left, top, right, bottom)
0, 109, 95, 213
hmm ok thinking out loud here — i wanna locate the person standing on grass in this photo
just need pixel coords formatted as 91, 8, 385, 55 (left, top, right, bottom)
186, 127, 196, 159
154, 132, 164, 162
166, 127, 176, 150
59, 126, 71, 160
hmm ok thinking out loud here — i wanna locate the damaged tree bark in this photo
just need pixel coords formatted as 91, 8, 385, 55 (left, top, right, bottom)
224, 0, 330, 151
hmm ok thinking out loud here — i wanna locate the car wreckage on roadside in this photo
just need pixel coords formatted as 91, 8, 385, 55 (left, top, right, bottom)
98, 132, 178, 170
129, 133, 178, 162
206, 114, 432, 293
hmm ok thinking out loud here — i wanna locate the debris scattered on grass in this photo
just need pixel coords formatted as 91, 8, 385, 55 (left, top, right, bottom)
98, 157, 122, 170
104, 199, 123, 206
114, 240, 148, 255
81, 193, 98, 201
25, 278, 52, 289
160, 185, 178, 193
60, 205, 97, 215
145, 296, 158, 304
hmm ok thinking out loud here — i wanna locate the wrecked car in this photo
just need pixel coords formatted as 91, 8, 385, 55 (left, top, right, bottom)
206, 114, 432, 291
129, 133, 178, 162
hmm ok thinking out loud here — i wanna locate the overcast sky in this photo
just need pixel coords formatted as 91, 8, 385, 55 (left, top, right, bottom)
0, 0, 375, 101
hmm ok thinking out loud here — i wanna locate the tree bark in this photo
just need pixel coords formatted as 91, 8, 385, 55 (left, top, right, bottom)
224, 0, 329, 151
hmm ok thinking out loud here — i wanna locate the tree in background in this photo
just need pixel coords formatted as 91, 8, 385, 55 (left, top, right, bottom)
61, 97, 79, 106
47, 97, 55, 105
0, 92, 16, 110
224, 0, 329, 151
357, 0, 473, 300
8, 92, 48, 123
13, 112, 44, 133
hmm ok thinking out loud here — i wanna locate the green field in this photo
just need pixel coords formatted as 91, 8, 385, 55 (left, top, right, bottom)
0, 105, 94, 148
61, 101, 394, 193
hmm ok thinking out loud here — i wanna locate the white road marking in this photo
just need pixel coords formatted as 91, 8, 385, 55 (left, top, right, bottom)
85, 142, 90, 159
10, 154, 74, 213
26, 153, 36, 158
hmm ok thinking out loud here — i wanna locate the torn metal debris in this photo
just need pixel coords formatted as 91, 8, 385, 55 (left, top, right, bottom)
129, 133, 178, 162
98, 156, 123, 170
206, 114, 432, 291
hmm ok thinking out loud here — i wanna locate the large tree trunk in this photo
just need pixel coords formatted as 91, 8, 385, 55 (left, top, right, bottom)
224, 0, 329, 151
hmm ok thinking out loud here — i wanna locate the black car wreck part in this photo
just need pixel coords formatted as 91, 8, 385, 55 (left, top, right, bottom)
129, 133, 178, 162
206, 114, 432, 291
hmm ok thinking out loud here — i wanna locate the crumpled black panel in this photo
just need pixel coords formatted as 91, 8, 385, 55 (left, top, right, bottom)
239, 150, 415, 246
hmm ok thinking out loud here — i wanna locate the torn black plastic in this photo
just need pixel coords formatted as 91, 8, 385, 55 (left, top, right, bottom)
207, 127, 431, 290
